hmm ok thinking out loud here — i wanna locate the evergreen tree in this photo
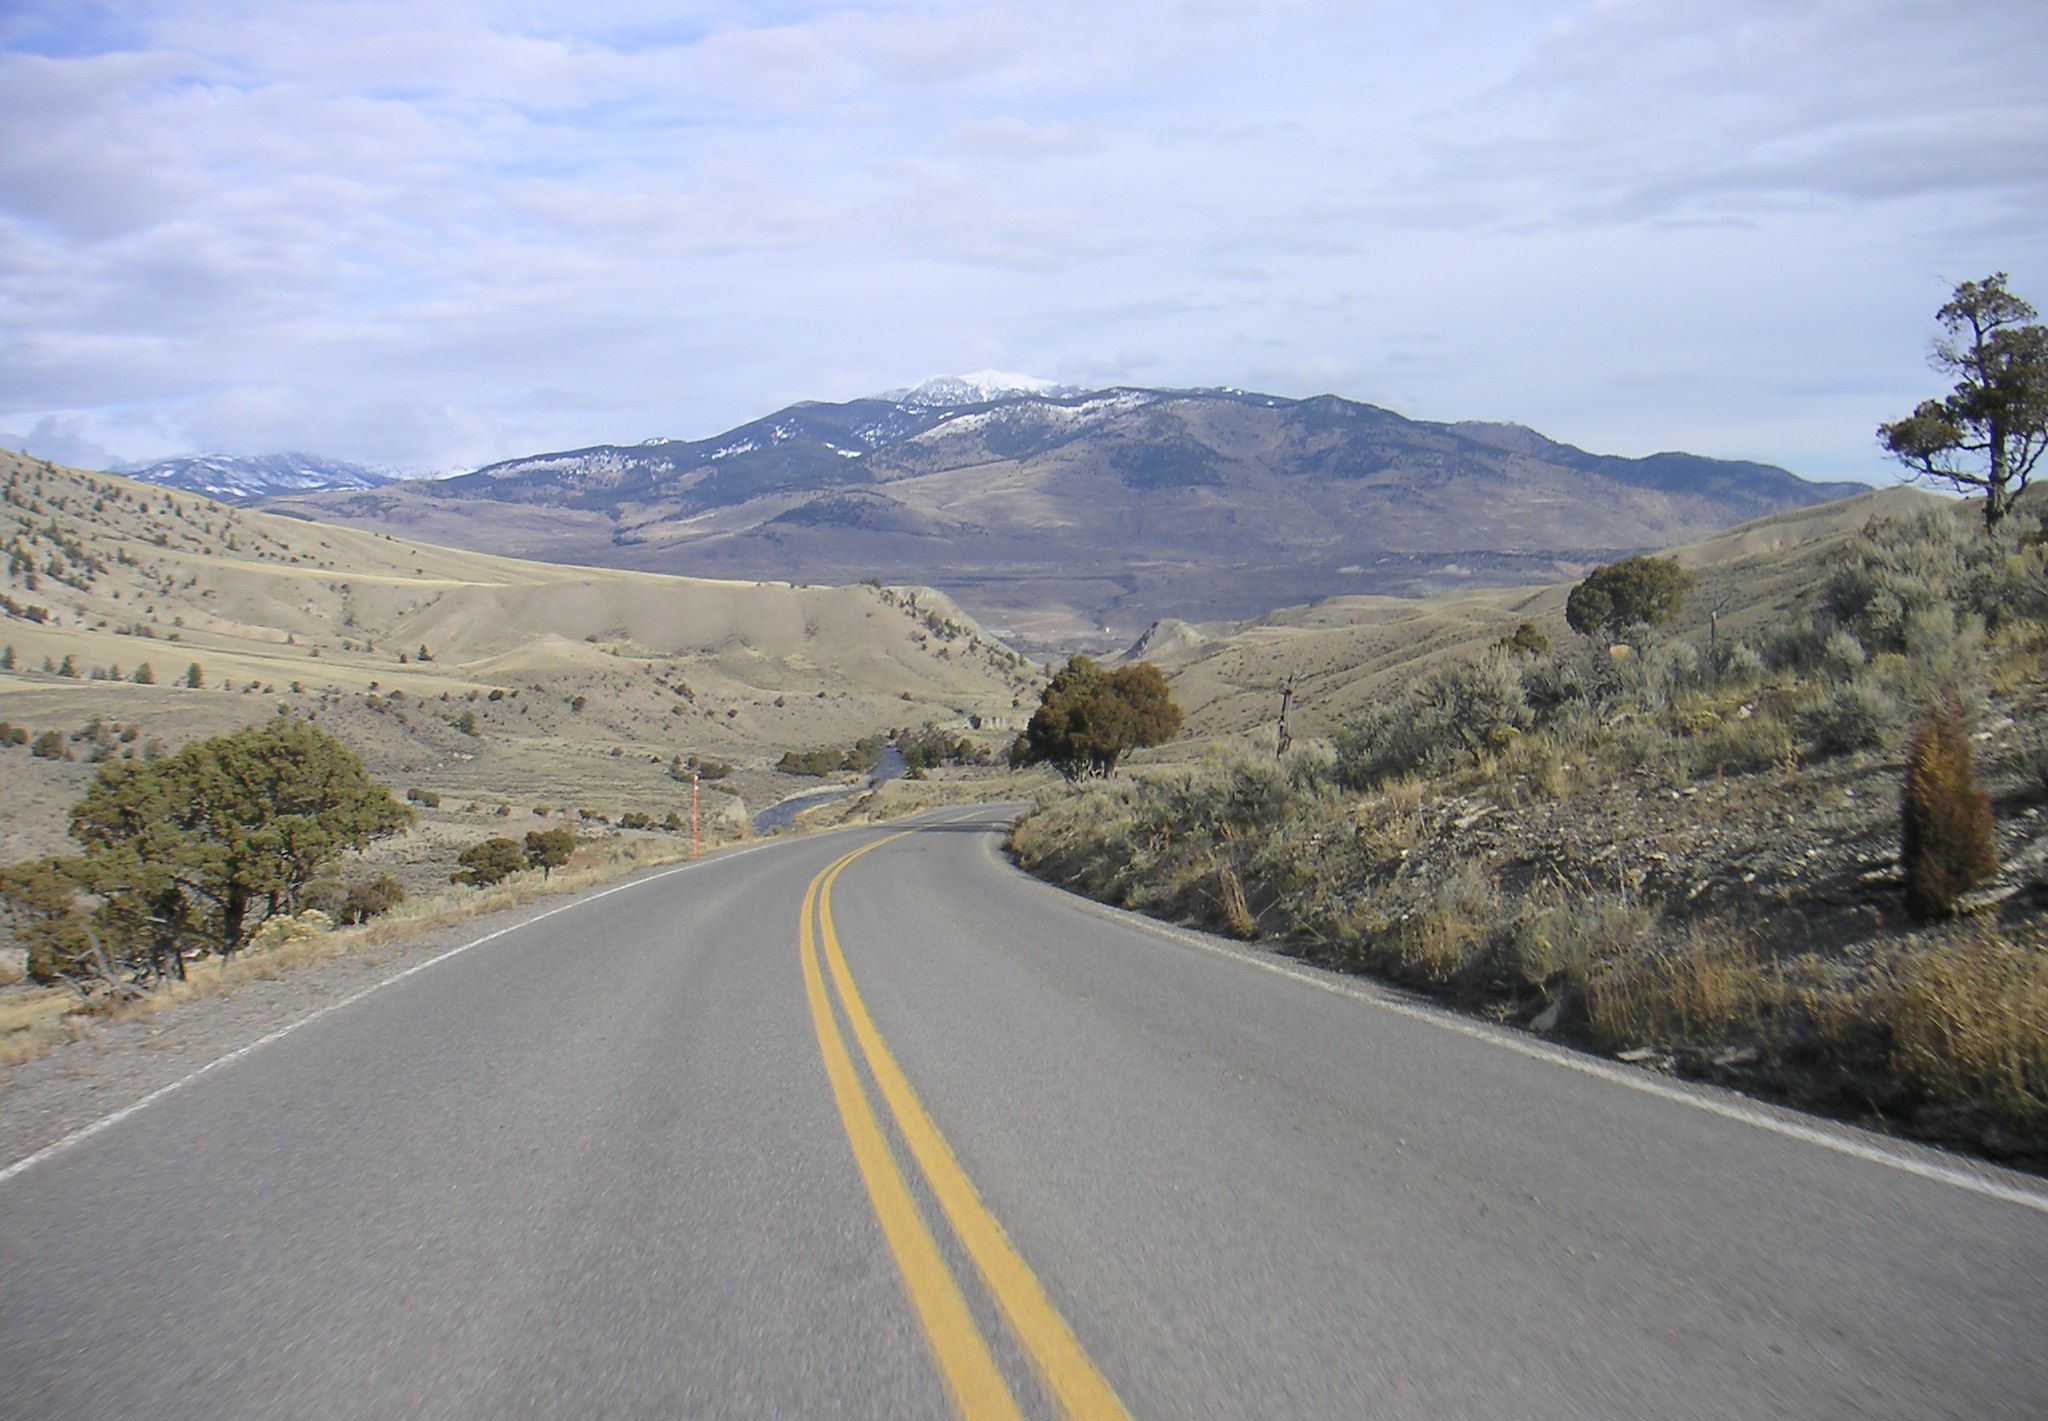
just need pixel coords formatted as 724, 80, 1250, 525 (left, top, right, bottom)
68, 719, 412, 964
1010, 657, 1183, 779
454, 837, 524, 887
1565, 556, 1692, 637
1880, 273, 2048, 530
523, 828, 576, 877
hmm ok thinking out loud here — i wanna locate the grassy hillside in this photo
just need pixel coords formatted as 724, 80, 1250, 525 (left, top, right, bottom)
0, 451, 1040, 872
1141, 487, 1939, 744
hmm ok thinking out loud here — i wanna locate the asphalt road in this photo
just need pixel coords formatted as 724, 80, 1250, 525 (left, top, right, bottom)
3, 808, 2044, 1418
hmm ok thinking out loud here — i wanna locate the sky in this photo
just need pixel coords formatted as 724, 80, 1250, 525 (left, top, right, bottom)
1, 0, 2043, 481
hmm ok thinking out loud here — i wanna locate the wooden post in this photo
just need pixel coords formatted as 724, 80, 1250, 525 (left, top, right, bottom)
692, 771, 700, 859
1276, 671, 1297, 757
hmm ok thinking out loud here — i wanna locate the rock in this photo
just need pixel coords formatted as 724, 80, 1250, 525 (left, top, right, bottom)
1530, 998, 1565, 1033
1616, 1047, 1660, 1063
1712, 1046, 1760, 1068
1956, 882, 2023, 914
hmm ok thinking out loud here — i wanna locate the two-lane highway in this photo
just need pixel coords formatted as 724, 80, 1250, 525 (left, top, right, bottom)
3, 810, 2044, 1417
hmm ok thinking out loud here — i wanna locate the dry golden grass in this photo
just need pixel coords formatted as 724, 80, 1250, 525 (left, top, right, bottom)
1582, 924, 1779, 1052
0, 450, 1040, 861
1886, 925, 2048, 1129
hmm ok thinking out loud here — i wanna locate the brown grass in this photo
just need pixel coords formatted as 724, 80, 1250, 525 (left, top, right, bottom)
1582, 923, 1779, 1051
1886, 925, 2048, 1130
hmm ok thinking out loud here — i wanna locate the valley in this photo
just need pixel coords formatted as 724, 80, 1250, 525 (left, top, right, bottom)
0, 450, 1039, 889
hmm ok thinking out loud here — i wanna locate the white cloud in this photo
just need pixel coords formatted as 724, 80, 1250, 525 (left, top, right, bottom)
0, 0, 2042, 482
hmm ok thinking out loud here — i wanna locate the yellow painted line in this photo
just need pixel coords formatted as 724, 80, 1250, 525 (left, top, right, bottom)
799, 844, 1025, 1421
818, 838, 1134, 1421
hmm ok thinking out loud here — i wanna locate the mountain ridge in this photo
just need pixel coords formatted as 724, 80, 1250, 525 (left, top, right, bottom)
111, 452, 405, 502
261, 381, 1869, 649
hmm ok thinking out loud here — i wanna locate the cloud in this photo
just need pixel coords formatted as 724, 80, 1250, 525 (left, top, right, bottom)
0, 0, 2042, 483
0, 415, 115, 469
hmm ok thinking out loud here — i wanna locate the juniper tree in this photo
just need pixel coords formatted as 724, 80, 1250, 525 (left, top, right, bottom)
68, 719, 411, 964
1880, 273, 2048, 531
1010, 657, 1183, 779
1565, 556, 1692, 638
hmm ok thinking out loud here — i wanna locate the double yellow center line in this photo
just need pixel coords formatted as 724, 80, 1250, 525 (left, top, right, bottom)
799, 833, 1132, 1421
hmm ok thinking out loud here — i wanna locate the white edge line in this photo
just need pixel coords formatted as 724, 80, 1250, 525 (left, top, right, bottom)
987, 827, 2048, 1218
0, 835, 808, 1187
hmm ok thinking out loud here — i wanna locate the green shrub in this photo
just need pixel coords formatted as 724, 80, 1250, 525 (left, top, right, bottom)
406, 787, 441, 808
523, 827, 575, 877
30, 729, 66, 760
1799, 680, 1898, 758
453, 837, 525, 887
344, 875, 404, 922
1565, 556, 1692, 637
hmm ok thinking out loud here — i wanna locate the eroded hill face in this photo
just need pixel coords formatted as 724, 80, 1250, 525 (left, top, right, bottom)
265, 387, 1867, 650
0, 452, 1040, 860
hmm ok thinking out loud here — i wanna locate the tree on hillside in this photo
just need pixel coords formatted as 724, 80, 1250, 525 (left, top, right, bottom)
1879, 273, 2048, 531
1009, 657, 1183, 779
67, 719, 412, 970
0, 858, 113, 990
454, 837, 524, 887
523, 827, 575, 878
1565, 556, 1692, 638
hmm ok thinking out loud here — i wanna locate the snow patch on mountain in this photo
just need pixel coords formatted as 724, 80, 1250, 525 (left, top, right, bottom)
112, 452, 401, 502
910, 389, 1160, 443
886, 370, 1080, 408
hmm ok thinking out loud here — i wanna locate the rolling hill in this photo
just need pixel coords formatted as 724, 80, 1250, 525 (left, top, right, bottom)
1125, 486, 1946, 745
0, 451, 1039, 864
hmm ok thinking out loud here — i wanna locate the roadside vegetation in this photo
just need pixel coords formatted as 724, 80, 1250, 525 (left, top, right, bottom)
1012, 505, 2048, 1165
1012, 274, 2048, 1168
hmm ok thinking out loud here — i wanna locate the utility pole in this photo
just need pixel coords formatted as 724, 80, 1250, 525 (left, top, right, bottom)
1275, 671, 1297, 757
692, 770, 701, 859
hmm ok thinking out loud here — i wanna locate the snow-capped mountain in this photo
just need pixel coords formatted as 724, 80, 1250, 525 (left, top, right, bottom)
111, 453, 404, 503
266, 380, 1866, 645
885, 371, 1083, 408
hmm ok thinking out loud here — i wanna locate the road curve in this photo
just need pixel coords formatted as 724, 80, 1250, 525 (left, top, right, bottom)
2, 808, 2043, 1419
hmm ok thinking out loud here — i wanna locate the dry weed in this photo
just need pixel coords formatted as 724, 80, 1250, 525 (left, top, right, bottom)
1583, 922, 1778, 1050
1886, 925, 2048, 1129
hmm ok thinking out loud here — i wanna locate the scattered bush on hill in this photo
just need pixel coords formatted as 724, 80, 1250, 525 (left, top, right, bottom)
523, 828, 576, 878
453, 837, 524, 887
1010, 507, 2048, 1159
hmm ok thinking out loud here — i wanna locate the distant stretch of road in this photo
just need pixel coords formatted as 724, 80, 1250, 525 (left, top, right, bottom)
3, 808, 2043, 1418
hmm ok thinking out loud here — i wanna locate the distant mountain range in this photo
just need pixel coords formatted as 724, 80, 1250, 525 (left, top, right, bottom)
112, 452, 404, 502
244, 378, 1866, 648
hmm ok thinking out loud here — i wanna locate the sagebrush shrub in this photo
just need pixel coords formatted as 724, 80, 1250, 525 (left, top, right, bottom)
1800, 680, 1898, 758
